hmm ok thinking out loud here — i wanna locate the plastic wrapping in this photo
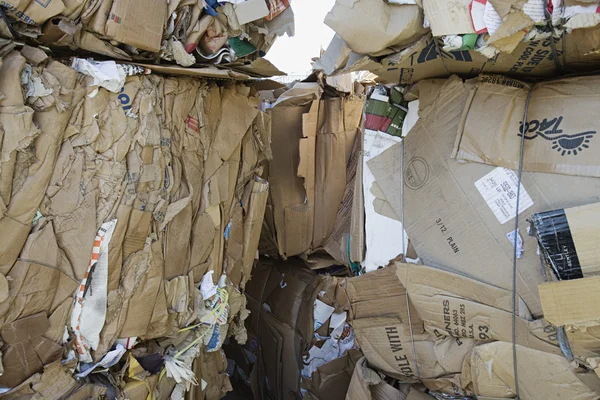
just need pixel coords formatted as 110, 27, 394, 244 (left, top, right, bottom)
530, 208, 583, 280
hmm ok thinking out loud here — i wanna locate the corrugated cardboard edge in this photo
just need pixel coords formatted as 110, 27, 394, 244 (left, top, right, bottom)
539, 276, 600, 327
451, 85, 478, 159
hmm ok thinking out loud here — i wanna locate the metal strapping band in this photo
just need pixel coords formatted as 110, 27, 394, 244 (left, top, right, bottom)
512, 84, 535, 400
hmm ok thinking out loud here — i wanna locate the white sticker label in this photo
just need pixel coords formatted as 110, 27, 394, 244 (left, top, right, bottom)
507, 229, 524, 258
475, 167, 533, 224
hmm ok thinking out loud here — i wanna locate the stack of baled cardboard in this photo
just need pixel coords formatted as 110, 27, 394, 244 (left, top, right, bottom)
0, 45, 272, 399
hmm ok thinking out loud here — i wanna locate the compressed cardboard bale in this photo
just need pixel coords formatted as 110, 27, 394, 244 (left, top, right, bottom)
368, 76, 600, 316
0, 58, 83, 275
333, 263, 560, 383
341, 26, 600, 85
0, 47, 272, 397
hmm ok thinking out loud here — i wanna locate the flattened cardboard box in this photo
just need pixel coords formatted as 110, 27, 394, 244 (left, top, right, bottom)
245, 259, 328, 400
268, 103, 314, 257
453, 75, 600, 177
337, 263, 560, 389
367, 76, 600, 316
267, 96, 363, 262
105, 0, 167, 52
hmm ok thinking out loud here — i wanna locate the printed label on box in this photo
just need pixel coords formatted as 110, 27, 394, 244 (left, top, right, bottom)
475, 167, 533, 224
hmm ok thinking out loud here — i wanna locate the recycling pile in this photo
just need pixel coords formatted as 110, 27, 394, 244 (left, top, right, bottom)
0, 45, 271, 399
0, 0, 292, 73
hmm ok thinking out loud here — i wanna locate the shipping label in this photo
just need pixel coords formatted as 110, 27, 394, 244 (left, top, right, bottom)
475, 167, 533, 224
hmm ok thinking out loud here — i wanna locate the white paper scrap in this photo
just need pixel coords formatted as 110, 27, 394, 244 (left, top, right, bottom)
475, 167, 533, 225
402, 100, 419, 137
75, 344, 126, 378
483, 0, 502, 35
314, 300, 335, 331
72, 59, 124, 93
523, 0, 546, 22
362, 130, 407, 272
330, 312, 347, 331
200, 270, 217, 300
71, 220, 117, 363
507, 229, 524, 258
471, 0, 488, 33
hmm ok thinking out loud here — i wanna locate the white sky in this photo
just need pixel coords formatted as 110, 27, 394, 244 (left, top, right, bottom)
265, 0, 336, 75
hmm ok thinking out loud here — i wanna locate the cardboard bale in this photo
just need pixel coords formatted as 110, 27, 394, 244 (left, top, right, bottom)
367, 76, 600, 316
267, 90, 364, 263
332, 266, 477, 381
392, 263, 559, 354
0, 47, 272, 397
453, 74, 600, 178
331, 263, 561, 386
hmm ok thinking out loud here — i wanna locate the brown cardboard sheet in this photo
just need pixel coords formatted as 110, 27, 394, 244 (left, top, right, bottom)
104, 0, 166, 52
462, 342, 598, 399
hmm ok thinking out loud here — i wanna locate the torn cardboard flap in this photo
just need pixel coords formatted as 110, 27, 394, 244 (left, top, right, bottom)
313, 34, 352, 75
304, 349, 362, 400
0, 312, 64, 388
345, 356, 412, 400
